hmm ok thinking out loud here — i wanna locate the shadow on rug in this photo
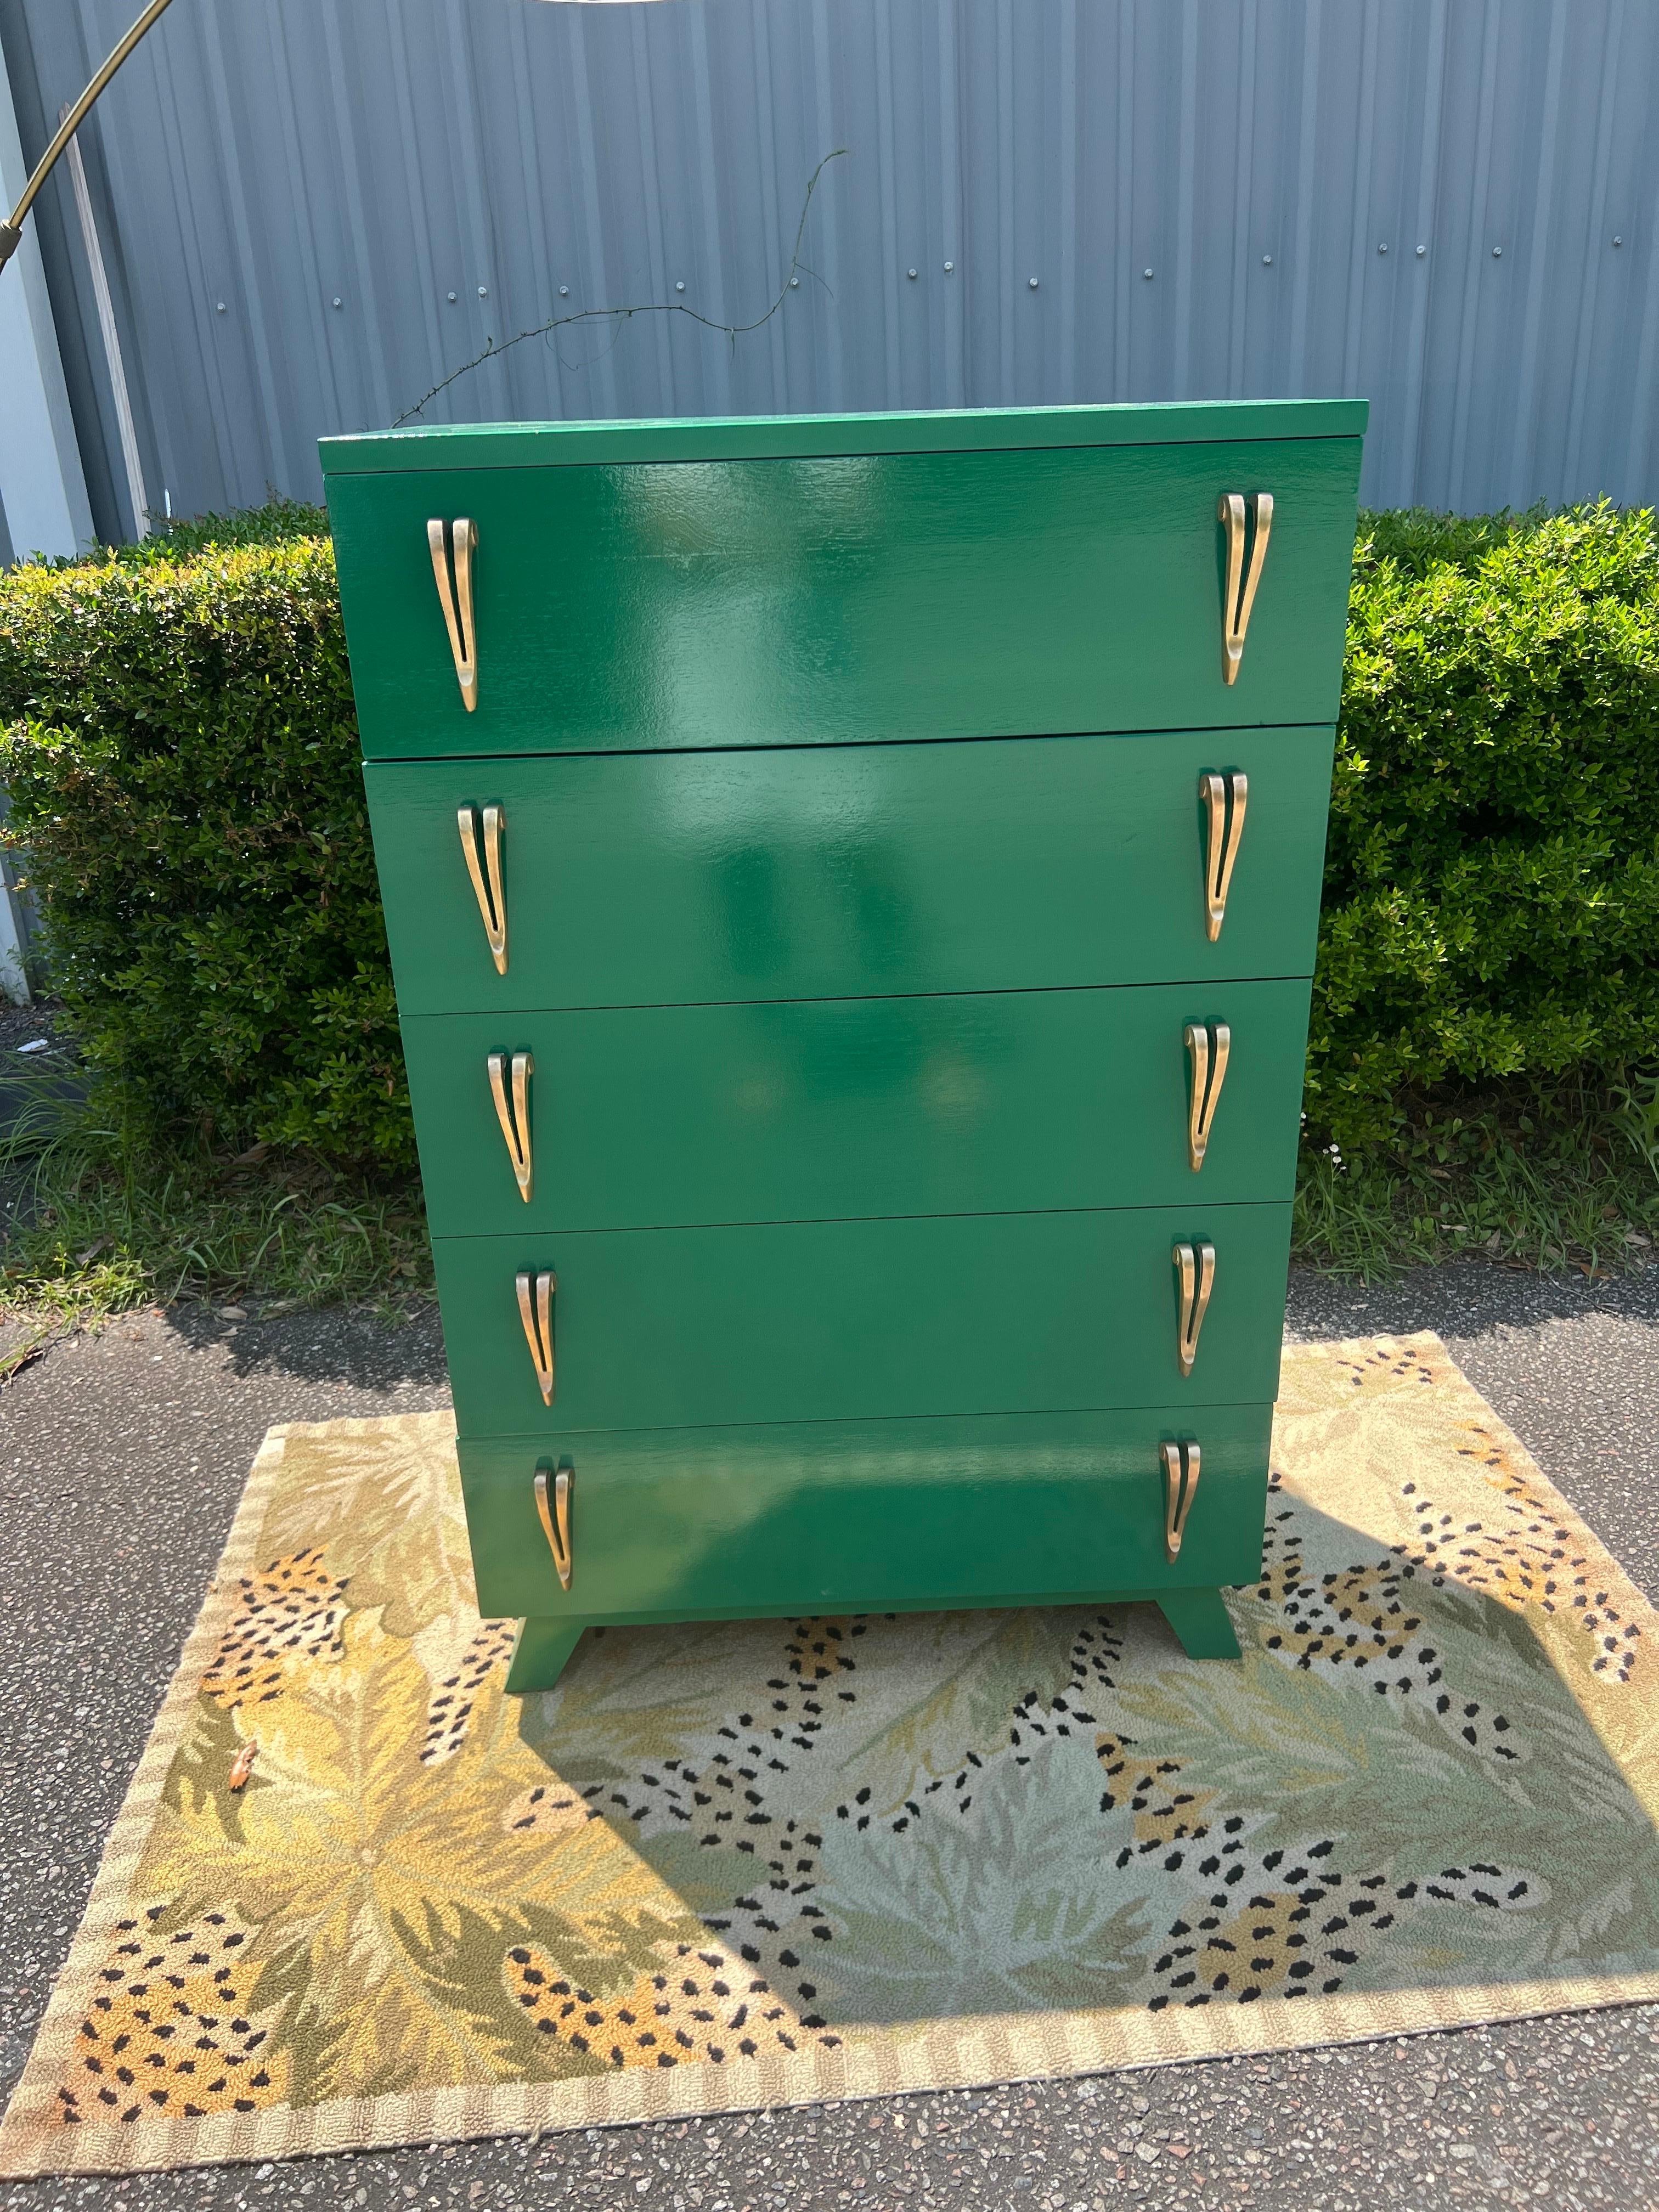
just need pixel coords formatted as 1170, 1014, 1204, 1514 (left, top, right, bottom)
3, 1331, 1657, 2176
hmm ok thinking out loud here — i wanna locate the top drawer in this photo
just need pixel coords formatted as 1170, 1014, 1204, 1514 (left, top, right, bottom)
327, 432, 1361, 758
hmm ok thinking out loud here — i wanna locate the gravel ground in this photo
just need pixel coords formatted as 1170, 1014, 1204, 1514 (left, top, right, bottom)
1, 1262, 1656, 2210
0, 1007, 55, 1059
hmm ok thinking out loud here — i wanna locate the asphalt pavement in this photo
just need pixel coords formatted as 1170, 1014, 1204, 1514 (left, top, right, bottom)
1, 1259, 1656, 2211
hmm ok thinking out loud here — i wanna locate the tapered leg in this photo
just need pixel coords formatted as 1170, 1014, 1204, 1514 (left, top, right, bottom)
1156, 1588, 1241, 1660
505, 1618, 586, 1695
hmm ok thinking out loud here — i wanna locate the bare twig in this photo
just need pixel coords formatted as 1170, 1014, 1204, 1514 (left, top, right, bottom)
392, 148, 845, 429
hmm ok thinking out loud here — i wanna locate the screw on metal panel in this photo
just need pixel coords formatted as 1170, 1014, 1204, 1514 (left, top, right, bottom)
789, 276, 799, 287
675, 280, 685, 291
1613, 235, 1624, 247
1261, 254, 1272, 266
1029, 275, 1039, 288
332, 296, 342, 308
1492, 247, 1502, 257
479, 285, 489, 296
447, 290, 457, 301
944, 259, 954, 272
1416, 245, 1427, 256
907, 268, 917, 279
558, 285, 568, 296
216, 300, 226, 312
1378, 242, 1388, 254
1143, 268, 1153, 279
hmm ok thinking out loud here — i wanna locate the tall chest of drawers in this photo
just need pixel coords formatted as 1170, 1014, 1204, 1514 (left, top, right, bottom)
323, 398, 1365, 1692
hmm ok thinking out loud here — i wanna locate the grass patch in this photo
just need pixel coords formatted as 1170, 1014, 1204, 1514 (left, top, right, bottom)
1294, 1071, 1659, 1279
0, 1056, 430, 1325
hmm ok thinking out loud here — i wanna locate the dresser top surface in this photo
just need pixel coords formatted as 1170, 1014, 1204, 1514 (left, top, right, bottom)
321, 397, 1368, 477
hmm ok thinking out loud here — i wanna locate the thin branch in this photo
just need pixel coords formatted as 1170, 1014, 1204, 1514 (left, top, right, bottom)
391, 148, 845, 429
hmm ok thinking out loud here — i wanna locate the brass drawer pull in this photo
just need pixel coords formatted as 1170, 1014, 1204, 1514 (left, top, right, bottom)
533, 1461, 573, 1591
488, 1051, 534, 1203
1199, 770, 1248, 941
1172, 1239, 1216, 1377
516, 1267, 557, 1405
1184, 1020, 1231, 1171
458, 803, 507, 974
428, 516, 478, 710
1217, 492, 1272, 684
1161, 1439, 1201, 1562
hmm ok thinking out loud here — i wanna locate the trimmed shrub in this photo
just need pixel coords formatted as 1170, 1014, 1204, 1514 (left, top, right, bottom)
115, 496, 331, 568
2, 495, 1656, 1172
1310, 501, 1659, 1148
0, 515, 410, 1167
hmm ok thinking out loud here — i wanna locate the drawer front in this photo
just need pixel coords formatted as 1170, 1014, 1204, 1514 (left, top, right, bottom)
405, 979, 1313, 1235
458, 1405, 1274, 1622
432, 1201, 1291, 1436
368, 726, 1334, 1016
331, 438, 1359, 757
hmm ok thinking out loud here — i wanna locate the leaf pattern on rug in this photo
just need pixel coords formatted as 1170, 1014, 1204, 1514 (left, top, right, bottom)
136, 1604, 718, 2102
255, 1414, 472, 1645
16, 1335, 1659, 2166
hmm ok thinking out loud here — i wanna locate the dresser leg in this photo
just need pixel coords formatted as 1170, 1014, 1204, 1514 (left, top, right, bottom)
505, 1618, 586, 1695
1156, 1588, 1240, 1660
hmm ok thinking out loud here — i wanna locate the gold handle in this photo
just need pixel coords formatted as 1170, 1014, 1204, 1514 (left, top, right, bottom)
458, 803, 507, 974
1161, 1440, 1201, 1563
1199, 770, 1248, 941
428, 516, 478, 710
488, 1051, 534, 1203
1217, 492, 1273, 684
516, 1267, 557, 1406
1172, 1240, 1216, 1378
1184, 1020, 1231, 1172
533, 1462, 573, 1591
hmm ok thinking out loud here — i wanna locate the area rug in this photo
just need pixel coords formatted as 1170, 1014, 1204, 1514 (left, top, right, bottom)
4, 1331, 1658, 2177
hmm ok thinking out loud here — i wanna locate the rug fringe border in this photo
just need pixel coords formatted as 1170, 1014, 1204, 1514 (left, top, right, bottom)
4, 1972, 1657, 2178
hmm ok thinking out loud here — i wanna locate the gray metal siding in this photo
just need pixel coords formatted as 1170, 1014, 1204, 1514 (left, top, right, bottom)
4, 0, 1658, 527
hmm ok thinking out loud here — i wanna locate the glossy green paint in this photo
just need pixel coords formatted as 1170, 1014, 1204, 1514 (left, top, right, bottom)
505, 1619, 586, 1695
1153, 1588, 1243, 1661
404, 978, 1314, 1236
365, 726, 1336, 1017
337, 402, 1361, 1670
323, 397, 1368, 475
329, 437, 1361, 757
457, 1402, 1274, 1625
432, 1201, 1292, 1438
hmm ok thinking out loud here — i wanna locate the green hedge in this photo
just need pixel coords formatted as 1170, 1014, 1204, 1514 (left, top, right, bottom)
1, 496, 1656, 1169
0, 514, 411, 1167
1313, 501, 1659, 1147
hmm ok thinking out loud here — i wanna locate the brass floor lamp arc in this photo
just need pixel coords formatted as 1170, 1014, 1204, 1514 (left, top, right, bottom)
0, 0, 180, 276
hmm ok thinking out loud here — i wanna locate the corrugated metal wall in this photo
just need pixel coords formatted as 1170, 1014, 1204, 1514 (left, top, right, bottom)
4, 0, 1658, 538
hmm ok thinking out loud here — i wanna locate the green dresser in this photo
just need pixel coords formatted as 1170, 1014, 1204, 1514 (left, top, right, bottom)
322, 399, 1364, 1692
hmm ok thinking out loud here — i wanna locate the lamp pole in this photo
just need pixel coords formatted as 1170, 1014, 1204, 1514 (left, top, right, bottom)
0, 0, 179, 276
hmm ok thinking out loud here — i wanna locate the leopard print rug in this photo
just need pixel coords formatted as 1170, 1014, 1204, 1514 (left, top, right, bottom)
4, 1332, 1657, 2176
